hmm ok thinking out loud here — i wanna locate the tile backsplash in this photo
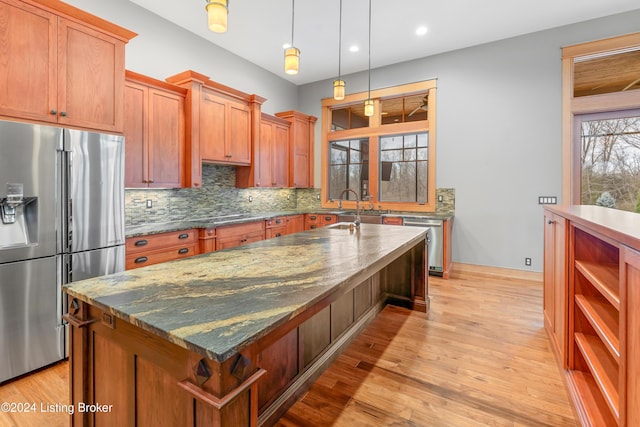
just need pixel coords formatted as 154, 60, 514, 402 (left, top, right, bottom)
125, 164, 454, 226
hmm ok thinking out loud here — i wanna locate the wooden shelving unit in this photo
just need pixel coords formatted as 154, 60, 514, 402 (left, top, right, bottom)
569, 223, 621, 425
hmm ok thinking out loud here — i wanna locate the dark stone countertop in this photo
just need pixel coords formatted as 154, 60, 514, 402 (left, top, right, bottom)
125, 210, 453, 238
64, 224, 428, 363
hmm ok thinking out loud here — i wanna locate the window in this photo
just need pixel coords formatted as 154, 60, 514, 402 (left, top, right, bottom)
379, 133, 429, 203
562, 32, 640, 207
321, 80, 437, 212
576, 110, 640, 212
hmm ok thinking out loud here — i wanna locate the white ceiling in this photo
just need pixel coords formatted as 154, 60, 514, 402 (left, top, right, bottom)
129, 0, 640, 85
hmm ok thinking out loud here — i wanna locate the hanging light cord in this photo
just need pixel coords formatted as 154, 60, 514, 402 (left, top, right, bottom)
367, 0, 371, 98
338, 0, 342, 80
291, 0, 295, 47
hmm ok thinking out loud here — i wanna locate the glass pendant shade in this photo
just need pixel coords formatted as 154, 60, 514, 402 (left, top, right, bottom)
284, 47, 300, 75
364, 99, 374, 117
333, 80, 345, 100
206, 0, 228, 33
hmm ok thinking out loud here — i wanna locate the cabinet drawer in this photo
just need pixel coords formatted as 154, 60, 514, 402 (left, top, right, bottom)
383, 217, 404, 225
126, 229, 197, 255
216, 221, 265, 239
126, 244, 197, 270
266, 226, 287, 239
265, 217, 286, 228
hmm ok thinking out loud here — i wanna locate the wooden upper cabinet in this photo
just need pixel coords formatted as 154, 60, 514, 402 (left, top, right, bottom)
199, 89, 251, 164
166, 70, 264, 188
0, 0, 135, 132
237, 113, 290, 188
276, 110, 317, 188
124, 71, 186, 188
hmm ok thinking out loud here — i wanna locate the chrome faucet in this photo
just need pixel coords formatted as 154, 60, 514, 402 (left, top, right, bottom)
338, 188, 361, 227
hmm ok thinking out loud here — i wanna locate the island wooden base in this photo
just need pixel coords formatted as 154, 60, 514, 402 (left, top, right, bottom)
65, 240, 427, 426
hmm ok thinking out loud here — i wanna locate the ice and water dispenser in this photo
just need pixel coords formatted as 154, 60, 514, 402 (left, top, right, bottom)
0, 183, 38, 249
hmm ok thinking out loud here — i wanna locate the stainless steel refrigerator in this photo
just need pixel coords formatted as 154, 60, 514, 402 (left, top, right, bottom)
0, 120, 125, 383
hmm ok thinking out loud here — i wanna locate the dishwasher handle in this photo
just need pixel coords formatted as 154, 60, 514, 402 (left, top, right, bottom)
403, 220, 442, 227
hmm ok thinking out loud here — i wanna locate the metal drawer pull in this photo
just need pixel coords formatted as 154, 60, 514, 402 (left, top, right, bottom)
135, 256, 148, 264
178, 248, 189, 254
135, 239, 148, 247
325, 216, 332, 221
275, 233, 282, 237
178, 233, 189, 239
309, 215, 316, 220
275, 219, 282, 224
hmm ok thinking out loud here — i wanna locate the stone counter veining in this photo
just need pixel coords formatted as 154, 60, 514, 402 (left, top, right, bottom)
64, 224, 428, 363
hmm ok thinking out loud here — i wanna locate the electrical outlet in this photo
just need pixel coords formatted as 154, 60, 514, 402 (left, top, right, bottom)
248, 195, 253, 202
525, 257, 532, 266
316, 194, 321, 201
437, 195, 443, 203
146, 199, 152, 209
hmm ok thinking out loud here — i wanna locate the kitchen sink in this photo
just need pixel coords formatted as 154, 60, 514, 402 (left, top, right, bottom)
327, 223, 355, 230
337, 214, 383, 224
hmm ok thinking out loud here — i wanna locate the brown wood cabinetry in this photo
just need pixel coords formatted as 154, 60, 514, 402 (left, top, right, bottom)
237, 113, 290, 188
382, 216, 404, 225
275, 111, 317, 188
0, 0, 135, 132
124, 71, 186, 188
265, 216, 287, 239
166, 70, 264, 188
285, 214, 304, 235
544, 205, 640, 427
125, 229, 198, 270
305, 213, 337, 230
543, 209, 568, 366
216, 221, 265, 250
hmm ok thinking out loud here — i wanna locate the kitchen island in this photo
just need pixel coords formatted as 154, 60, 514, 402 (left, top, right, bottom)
63, 223, 429, 426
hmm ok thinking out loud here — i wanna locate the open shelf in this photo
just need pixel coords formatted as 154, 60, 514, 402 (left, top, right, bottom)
567, 370, 619, 427
575, 260, 620, 310
574, 332, 619, 422
575, 294, 620, 363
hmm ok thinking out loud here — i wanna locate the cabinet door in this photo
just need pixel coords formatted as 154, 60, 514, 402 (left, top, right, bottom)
543, 211, 567, 366
256, 121, 273, 187
0, 0, 57, 123
622, 245, 640, 426
291, 117, 310, 188
285, 215, 304, 235
148, 88, 184, 188
272, 123, 290, 187
227, 100, 251, 164
58, 18, 125, 132
123, 82, 147, 188
200, 88, 226, 162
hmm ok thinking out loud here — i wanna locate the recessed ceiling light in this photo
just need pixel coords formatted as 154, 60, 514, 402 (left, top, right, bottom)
416, 26, 428, 36
349, 45, 359, 53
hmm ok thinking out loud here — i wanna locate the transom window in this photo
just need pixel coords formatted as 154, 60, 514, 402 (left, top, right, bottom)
321, 80, 437, 212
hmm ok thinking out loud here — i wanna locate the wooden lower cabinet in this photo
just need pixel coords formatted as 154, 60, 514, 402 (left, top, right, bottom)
544, 206, 640, 427
543, 209, 568, 365
304, 213, 337, 230
125, 229, 198, 270
285, 214, 304, 235
216, 221, 265, 250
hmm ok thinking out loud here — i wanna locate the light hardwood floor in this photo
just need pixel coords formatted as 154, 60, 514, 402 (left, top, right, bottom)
0, 264, 576, 427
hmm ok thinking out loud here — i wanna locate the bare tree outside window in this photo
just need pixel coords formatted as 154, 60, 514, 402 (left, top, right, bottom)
379, 133, 429, 203
580, 112, 640, 212
329, 139, 370, 200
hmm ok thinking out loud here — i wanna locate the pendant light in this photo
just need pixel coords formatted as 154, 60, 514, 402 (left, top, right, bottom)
284, 0, 300, 75
333, 0, 345, 100
364, 0, 374, 117
205, 0, 228, 33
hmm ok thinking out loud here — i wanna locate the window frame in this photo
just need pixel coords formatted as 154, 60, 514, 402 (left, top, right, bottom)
562, 32, 640, 204
320, 80, 437, 212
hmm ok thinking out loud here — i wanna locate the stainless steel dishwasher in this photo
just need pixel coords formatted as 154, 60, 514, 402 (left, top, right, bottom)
403, 217, 443, 275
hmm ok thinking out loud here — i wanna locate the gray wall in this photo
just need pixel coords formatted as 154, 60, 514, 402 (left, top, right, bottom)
299, 10, 640, 272
64, 0, 298, 115
63, 1, 640, 271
